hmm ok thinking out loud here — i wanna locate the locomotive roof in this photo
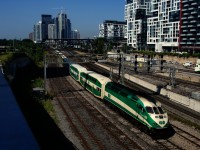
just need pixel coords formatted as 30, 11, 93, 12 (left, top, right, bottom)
137, 95, 161, 107
106, 82, 160, 107
83, 71, 111, 84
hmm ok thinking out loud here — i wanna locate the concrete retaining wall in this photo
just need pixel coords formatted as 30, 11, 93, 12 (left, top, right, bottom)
96, 63, 200, 113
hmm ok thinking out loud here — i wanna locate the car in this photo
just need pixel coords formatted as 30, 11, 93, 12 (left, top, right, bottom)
183, 62, 193, 67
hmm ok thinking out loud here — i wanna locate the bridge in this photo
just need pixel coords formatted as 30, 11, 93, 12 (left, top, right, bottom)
44, 38, 95, 50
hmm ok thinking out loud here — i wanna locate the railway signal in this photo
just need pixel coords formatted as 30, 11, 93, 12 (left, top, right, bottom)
160, 55, 164, 71
147, 55, 151, 73
134, 55, 138, 72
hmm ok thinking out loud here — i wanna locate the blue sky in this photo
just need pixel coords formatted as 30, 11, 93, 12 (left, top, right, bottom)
0, 0, 125, 39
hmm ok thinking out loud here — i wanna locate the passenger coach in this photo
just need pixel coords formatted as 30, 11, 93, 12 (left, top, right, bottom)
69, 64, 87, 81
80, 71, 111, 99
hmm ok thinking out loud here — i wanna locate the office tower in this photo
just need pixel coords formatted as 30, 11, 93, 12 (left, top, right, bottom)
48, 24, 57, 39
99, 20, 126, 39
67, 19, 72, 39
29, 32, 34, 42
41, 15, 52, 41
34, 21, 42, 43
71, 29, 80, 39
58, 11, 68, 39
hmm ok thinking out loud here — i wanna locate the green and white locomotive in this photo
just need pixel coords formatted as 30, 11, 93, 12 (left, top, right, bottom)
69, 64, 170, 132
104, 82, 169, 131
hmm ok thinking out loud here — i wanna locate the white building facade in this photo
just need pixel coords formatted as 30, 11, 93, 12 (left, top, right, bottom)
99, 20, 126, 39
125, 0, 180, 52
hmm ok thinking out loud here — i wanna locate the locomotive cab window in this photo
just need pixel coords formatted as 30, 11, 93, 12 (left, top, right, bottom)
158, 107, 164, 114
145, 106, 154, 114
153, 107, 159, 114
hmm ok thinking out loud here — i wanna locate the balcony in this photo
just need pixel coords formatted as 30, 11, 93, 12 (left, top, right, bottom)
188, 25, 195, 27
191, 2, 197, 5
188, 16, 195, 19
183, 13, 188, 16
180, 42, 186, 44
188, 7, 194, 11
191, 11, 197, 14
190, 29, 196, 31
190, 20, 197, 23
181, 26, 188, 28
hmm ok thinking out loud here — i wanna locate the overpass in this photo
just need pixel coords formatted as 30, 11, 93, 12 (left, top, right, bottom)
45, 38, 95, 49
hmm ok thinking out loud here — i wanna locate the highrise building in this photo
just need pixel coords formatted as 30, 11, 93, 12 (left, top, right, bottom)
180, 0, 200, 53
71, 29, 80, 39
48, 24, 57, 39
29, 32, 34, 41
41, 15, 52, 41
125, 0, 151, 50
99, 20, 126, 39
148, 0, 180, 52
58, 11, 68, 39
32, 11, 75, 41
34, 21, 42, 43
125, 0, 180, 52
67, 19, 72, 39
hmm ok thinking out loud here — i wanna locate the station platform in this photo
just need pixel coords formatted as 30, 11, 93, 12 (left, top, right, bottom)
0, 71, 40, 149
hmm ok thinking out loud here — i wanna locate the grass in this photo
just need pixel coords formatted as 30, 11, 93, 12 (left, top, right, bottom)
32, 78, 59, 125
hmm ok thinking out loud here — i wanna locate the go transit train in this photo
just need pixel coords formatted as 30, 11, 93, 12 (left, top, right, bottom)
69, 63, 170, 132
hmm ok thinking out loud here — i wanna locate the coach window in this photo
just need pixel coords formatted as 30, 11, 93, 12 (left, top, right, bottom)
97, 87, 101, 93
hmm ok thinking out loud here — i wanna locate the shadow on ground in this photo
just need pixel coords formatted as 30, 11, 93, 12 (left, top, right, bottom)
10, 61, 76, 150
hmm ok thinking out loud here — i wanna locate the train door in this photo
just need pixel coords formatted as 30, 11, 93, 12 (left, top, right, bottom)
137, 104, 145, 123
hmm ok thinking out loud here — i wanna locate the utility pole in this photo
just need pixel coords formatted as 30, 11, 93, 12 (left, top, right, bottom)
44, 55, 47, 96
169, 66, 176, 88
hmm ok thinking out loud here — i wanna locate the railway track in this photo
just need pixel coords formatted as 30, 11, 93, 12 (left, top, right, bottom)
48, 66, 145, 150
46, 51, 200, 149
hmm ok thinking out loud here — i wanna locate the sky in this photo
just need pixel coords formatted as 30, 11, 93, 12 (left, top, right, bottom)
0, 0, 126, 39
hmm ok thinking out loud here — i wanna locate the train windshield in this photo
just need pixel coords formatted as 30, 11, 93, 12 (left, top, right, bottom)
153, 107, 159, 114
158, 107, 165, 114
145, 107, 154, 114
